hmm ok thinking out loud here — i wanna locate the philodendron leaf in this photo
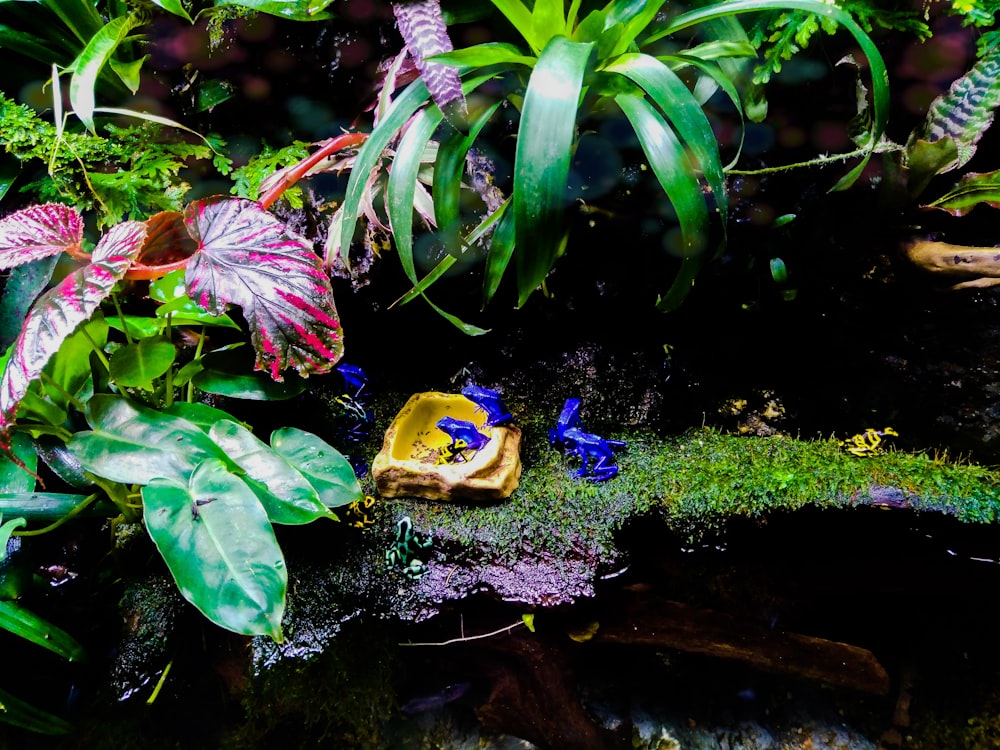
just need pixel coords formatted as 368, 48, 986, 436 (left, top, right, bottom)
69, 395, 229, 485
270, 427, 363, 508
0, 203, 84, 269
183, 197, 344, 381
208, 419, 335, 524
142, 459, 286, 640
109, 338, 176, 389
0, 433, 36, 493
0, 221, 146, 448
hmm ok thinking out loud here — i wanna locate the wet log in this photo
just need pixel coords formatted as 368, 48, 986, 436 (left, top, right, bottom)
593, 591, 891, 696
904, 239, 1000, 289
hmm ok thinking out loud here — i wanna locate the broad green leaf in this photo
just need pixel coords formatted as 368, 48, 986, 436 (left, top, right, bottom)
924, 169, 1000, 216
162, 401, 248, 432
0, 203, 84, 269
208, 420, 334, 524
0, 685, 74, 735
69, 13, 146, 132
270, 427, 362, 508
530, 0, 568, 46
109, 338, 177, 389
142, 460, 286, 639
105, 314, 164, 339
43, 317, 108, 411
183, 197, 343, 381
0, 600, 86, 662
0, 222, 145, 447
906, 137, 960, 198
193, 366, 307, 400
108, 54, 147, 93
0, 433, 36, 493
149, 270, 239, 328
513, 36, 594, 307
69, 395, 229, 485
615, 93, 708, 312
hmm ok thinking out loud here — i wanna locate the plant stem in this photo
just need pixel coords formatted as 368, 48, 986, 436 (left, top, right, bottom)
38, 372, 87, 415
258, 131, 368, 210
14, 492, 100, 537
111, 292, 133, 345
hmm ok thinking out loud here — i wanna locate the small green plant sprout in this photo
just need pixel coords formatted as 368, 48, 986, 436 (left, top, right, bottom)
331, 0, 889, 331
0, 198, 359, 640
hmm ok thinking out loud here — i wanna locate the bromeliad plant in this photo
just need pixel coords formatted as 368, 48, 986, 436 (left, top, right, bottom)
333, 0, 889, 328
0, 197, 358, 641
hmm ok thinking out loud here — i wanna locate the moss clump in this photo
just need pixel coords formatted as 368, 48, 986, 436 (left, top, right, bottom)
387, 425, 1000, 570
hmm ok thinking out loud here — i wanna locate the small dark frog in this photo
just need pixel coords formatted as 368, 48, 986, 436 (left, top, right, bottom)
436, 416, 490, 464
385, 516, 433, 579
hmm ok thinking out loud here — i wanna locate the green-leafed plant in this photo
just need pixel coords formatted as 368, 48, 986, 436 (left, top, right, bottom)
0, 197, 356, 642
333, 0, 889, 331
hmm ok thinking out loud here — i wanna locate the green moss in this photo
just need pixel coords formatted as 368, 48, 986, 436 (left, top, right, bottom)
383, 424, 1000, 567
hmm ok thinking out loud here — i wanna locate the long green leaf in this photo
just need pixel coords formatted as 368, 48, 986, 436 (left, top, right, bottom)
615, 93, 708, 311
387, 106, 444, 287
513, 36, 594, 307
269, 428, 363, 508
654, 0, 888, 190
69, 13, 146, 132
0, 600, 86, 662
142, 460, 286, 640
489, 0, 538, 52
338, 79, 432, 259
0, 685, 73, 735
39, 0, 105, 45
604, 53, 728, 226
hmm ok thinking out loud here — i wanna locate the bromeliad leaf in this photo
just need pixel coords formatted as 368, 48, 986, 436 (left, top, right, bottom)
183, 197, 343, 381
0, 203, 85, 270
0, 221, 146, 447
393, 0, 466, 116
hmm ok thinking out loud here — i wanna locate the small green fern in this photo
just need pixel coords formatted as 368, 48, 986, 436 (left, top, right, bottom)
0, 95, 232, 226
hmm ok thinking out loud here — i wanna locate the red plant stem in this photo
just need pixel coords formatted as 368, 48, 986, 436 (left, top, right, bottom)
258, 131, 369, 210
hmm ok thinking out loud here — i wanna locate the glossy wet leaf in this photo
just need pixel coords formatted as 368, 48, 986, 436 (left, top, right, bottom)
514, 36, 594, 307
142, 459, 286, 640
109, 338, 177, 389
270, 427, 362, 508
69, 395, 229, 485
0, 203, 84, 269
209, 420, 334, 525
193, 364, 307, 400
151, 0, 193, 23
0, 221, 145, 447
215, 0, 335, 21
183, 197, 343, 381
0, 600, 85, 662
149, 270, 239, 328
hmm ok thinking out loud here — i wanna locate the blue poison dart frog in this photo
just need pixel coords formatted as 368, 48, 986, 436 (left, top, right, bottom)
461, 384, 513, 427
562, 427, 626, 482
435, 416, 490, 464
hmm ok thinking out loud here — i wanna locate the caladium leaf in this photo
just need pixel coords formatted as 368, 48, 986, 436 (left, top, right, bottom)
0, 203, 84, 270
183, 197, 343, 381
0, 221, 146, 448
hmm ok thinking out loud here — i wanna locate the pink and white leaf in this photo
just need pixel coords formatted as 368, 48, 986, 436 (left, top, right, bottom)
0, 203, 85, 270
183, 197, 343, 381
0, 220, 146, 443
